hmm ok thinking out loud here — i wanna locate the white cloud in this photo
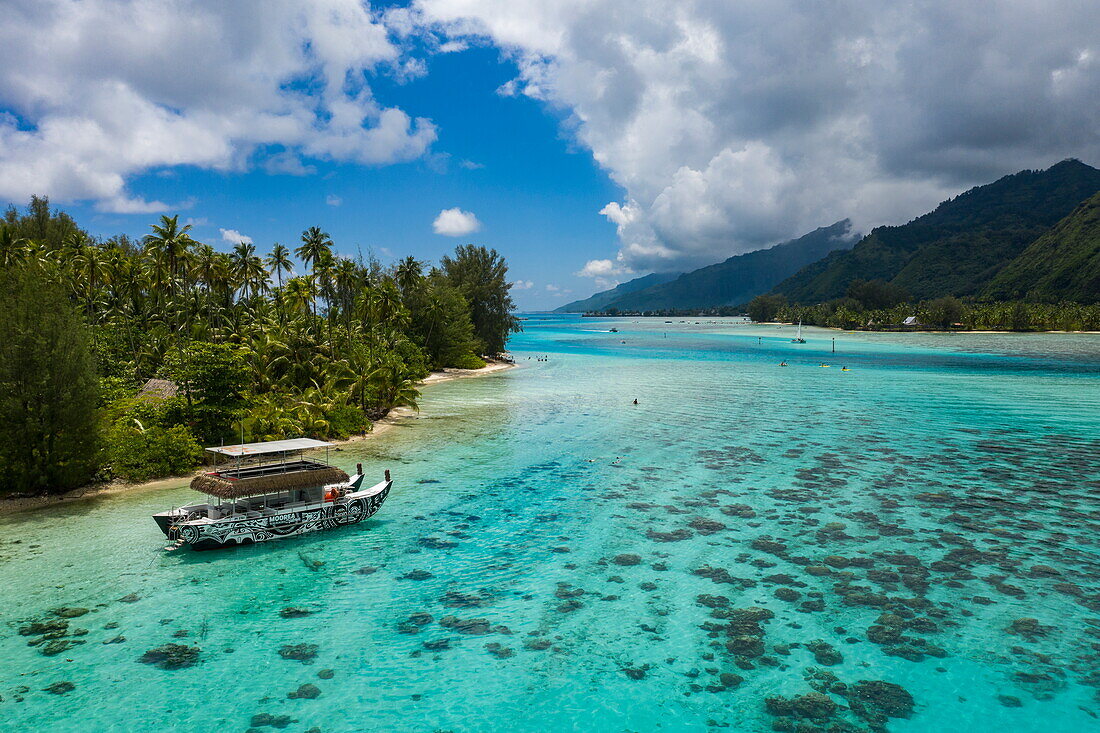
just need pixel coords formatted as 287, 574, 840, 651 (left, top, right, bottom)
438, 40, 469, 54
575, 255, 633, 290
0, 0, 437, 212
416, 1, 1100, 270
576, 258, 628, 279
511, 279, 534, 289
326, 194, 343, 207
220, 228, 252, 245
264, 152, 317, 177
432, 207, 481, 236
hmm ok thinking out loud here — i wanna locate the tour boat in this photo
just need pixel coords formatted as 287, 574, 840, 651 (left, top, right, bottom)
153, 438, 392, 551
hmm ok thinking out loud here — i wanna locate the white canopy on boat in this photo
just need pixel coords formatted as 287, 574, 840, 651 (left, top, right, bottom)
206, 438, 333, 457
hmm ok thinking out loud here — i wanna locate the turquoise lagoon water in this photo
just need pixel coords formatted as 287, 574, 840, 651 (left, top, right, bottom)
2, 315, 1099, 732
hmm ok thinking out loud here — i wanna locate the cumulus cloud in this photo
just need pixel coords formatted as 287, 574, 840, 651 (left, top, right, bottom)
416, 0, 1100, 270
326, 194, 343, 207
220, 228, 252, 245
0, 0, 436, 212
511, 279, 534, 290
576, 254, 633, 291
433, 207, 481, 236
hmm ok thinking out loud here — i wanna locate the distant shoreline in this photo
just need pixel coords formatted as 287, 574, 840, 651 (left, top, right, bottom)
0, 360, 517, 517
585, 314, 1099, 334
756, 321, 1100, 334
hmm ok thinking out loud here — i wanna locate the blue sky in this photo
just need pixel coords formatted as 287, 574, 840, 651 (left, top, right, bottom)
2, 1, 1098, 310
14, 46, 622, 310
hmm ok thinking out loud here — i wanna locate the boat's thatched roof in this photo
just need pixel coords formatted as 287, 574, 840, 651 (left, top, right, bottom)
191, 466, 349, 499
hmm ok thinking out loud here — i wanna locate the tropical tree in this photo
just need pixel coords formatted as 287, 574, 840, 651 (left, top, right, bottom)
395, 255, 423, 294
0, 198, 523, 488
441, 244, 520, 354
0, 225, 27, 268
72, 243, 108, 318
142, 215, 196, 298
266, 243, 293, 288
0, 266, 101, 494
295, 226, 332, 315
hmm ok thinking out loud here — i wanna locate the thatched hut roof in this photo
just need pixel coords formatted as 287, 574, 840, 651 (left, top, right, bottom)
139, 378, 179, 401
191, 466, 349, 499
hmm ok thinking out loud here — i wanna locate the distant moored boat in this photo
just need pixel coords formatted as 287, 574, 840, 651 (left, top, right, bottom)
153, 439, 392, 551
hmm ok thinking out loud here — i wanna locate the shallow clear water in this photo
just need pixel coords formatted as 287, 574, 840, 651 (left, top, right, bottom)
2, 315, 1099, 732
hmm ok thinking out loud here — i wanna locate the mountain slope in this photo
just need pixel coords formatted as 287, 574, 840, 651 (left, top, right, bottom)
596, 220, 856, 311
983, 191, 1100, 303
773, 159, 1100, 303
554, 271, 681, 313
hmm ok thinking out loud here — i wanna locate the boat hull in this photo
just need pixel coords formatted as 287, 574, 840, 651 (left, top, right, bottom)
159, 482, 391, 551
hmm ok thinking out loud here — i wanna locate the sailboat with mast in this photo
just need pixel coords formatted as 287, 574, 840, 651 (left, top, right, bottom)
791, 320, 806, 344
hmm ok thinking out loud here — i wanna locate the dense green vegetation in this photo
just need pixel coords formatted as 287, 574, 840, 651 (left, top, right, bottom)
984, 191, 1100, 303
774, 159, 1100, 303
579, 220, 855, 312
0, 267, 102, 493
0, 197, 519, 495
750, 293, 1100, 332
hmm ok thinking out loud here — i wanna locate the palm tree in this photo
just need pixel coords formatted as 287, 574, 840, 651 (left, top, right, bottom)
143, 215, 196, 299
367, 355, 420, 411
231, 242, 254, 295
208, 252, 237, 336
295, 226, 332, 316
395, 256, 423, 294
372, 279, 406, 331
232, 242, 268, 302
284, 276, 316, 320
332, 257, 363, 342
62, 230, 89, 257
266, 243, 293, 324
72, 244, 107, 318
314, 248, 337, 323
0, 225, 28, 268
266, 243, 292, 289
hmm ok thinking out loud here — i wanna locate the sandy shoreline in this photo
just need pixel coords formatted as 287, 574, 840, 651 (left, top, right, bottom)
0, 360, 517, 517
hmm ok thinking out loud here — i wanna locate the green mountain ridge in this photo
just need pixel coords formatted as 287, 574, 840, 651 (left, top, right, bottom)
983, 191, 1100, 304
555, 271, 681, 313
773, 159, 1100, 303
567, 220, 856, 312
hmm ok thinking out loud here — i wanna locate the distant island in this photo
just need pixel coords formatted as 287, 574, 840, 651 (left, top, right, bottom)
567, 160, 1100, 332
0, 199, 521, 498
